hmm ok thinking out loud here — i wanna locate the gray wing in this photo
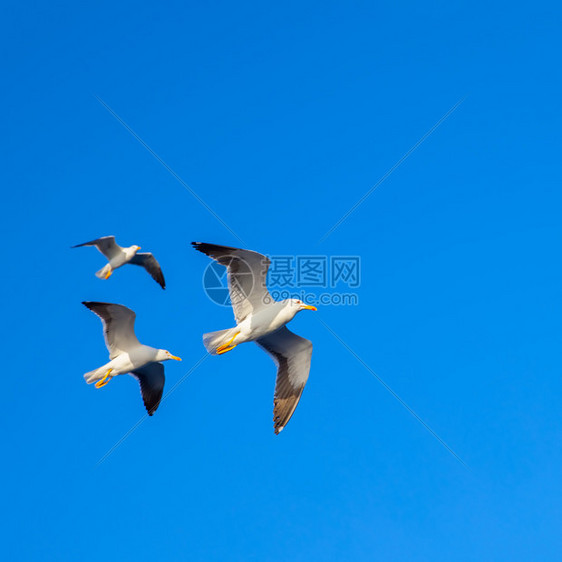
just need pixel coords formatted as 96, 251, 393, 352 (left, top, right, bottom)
72, 236, 123, 260
255, 326, 313, 434
130, 362, 165, 415
129, 252, 166, 289
82, 301, 141, 359
192, 242, 272, 324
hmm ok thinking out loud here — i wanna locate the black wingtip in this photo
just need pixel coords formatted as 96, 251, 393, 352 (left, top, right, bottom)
191, 241, 208, 254
82, 301, 111, 310
191, 241, 231, 255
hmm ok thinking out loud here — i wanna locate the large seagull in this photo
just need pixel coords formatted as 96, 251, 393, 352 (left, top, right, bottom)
192, 242, 317, 434
82, 301, 181, 415
72, 236, 166, 289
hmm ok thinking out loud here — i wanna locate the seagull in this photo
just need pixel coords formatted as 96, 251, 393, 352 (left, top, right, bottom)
192, 242, 317, 434
82, 301, 181, 415
72, 236, 166, 289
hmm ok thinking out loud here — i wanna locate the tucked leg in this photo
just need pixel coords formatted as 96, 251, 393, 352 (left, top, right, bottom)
216, 332, 240, 355
95, 368, 113, 388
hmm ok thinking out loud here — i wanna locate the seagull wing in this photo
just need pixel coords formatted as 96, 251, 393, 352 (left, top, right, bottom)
129, 252, 166, 289
83, 301, 141, 359
72, 236, 123, 260
256, 326, 313, 434
192, 242, 272, 324
130, 362, 165, 415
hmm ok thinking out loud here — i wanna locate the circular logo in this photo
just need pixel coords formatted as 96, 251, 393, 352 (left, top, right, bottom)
202, 255, 255, 307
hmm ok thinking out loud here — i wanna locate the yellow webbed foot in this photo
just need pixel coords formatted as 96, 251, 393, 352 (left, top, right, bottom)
216, 331, 240, 355
216, 344, 237, 355
95, 369, 113, 388
104, 268, 113, 280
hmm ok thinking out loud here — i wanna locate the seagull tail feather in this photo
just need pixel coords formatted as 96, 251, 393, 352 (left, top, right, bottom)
203, 328, 237, 355
95, 264, 111, 279
84, 367, 105, 384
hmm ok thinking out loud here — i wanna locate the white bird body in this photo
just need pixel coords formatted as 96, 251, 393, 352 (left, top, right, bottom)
87, 345, 168, 378
235, 301, 299, 343
106, 245, 140, 272
82, 302, 181, 415
193, 242, 316, 434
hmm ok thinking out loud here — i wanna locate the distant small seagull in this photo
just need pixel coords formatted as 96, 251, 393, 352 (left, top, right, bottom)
82, 301, 181, 415
192, 242, 316, 434
72, 236, 165, 289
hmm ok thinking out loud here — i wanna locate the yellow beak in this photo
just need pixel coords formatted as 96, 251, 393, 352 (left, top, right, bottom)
170, 355, 182, 361
302, 304, 317, 311
137, 246, 142, 250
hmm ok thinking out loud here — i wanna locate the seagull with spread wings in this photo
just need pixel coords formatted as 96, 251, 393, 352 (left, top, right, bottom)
72, 236, 166, 289
82, 302, 181, 415
192, 242, 317, 434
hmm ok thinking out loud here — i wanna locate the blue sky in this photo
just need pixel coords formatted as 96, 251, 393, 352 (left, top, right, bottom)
2, 0, 562, 560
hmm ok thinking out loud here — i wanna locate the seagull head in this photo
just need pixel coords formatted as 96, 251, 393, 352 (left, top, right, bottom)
286, 298, 317, 314
156, 349, 182, 362
126, 245, 142, 257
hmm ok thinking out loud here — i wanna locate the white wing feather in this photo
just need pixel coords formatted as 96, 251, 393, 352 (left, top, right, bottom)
83, 302, 141, 359
256, 326, 313, 434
